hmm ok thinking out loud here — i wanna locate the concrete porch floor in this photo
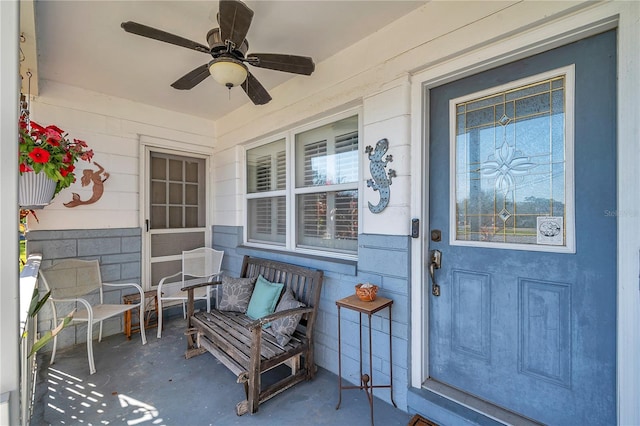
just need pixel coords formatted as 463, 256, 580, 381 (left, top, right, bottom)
31, 317, 412, 426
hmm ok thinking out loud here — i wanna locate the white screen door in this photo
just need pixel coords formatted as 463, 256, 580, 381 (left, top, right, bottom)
142, 147, 210, 294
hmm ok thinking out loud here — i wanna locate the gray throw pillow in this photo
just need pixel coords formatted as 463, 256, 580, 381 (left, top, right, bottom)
218, 276, 257, 313
271, 287, 305, 347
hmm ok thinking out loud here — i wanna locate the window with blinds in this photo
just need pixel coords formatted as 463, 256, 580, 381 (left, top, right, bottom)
247, 139, 286, 244
246, 114, 359, 256
247, 139, 285, 194
248, 197, 285, 244
255, 155, 272, 192
302, 140, 328, 186
335, 131, 359, 184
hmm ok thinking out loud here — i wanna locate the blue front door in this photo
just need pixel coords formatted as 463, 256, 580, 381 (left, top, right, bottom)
428, 31, 616, 425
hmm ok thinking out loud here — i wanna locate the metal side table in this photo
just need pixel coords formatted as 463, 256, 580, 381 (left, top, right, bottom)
336, 294, 396, 425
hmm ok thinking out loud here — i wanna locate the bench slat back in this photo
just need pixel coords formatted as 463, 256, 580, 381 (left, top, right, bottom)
239, 256, 323, 309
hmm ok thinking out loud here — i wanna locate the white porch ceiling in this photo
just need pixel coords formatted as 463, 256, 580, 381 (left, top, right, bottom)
27, 0, 426, 121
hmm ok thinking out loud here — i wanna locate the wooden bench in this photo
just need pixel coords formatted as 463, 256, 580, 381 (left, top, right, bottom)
182, 255, 324, 415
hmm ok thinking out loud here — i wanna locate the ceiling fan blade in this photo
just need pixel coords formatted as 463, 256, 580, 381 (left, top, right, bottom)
121, 21, 210, 54
218, 0, 254, 49
246, 53, 315, 75
171, 64, 211, 90
241, 72, 272, 105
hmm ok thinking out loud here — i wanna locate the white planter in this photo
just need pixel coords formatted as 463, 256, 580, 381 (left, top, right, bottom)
18, 172, 57, 209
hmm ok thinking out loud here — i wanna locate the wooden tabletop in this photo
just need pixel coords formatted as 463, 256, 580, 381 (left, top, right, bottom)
336, 294, 392, 315
123, 290, 158, 303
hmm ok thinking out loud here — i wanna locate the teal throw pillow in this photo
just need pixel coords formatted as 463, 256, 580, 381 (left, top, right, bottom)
246, 275, 284, 321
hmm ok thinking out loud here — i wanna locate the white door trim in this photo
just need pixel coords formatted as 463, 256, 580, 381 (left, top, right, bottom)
409, 2, 640, 425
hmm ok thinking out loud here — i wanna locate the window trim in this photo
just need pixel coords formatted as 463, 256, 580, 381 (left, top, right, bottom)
243, 108, 363, 260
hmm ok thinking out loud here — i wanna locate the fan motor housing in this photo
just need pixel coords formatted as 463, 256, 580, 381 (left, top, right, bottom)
207, 28, 248, 58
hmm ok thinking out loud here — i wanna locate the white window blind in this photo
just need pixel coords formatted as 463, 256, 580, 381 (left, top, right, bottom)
247, 139, 285, 194
303, 140, 328, 186
255, 198, 272, 234
276, 151, 286, 190
335, 131, 358, 184
255, 155, 272, 192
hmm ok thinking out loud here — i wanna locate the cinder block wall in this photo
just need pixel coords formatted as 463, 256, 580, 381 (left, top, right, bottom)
212, 225, 410, 410
27, 228, 142, 350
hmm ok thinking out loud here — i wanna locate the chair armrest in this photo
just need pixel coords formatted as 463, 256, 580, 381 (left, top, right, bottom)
102, 282, 143, 290
157, 271, 182, 288
102, 282, 144, 304
180, 281, 222, 292
246, 306, 314, 330
50, 296, 93, 316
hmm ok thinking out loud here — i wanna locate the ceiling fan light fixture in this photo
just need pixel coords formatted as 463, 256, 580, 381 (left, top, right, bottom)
209, 58, 248, 88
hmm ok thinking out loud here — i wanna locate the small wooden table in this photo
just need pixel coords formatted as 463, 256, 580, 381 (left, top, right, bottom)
335, 294, 396, 425
123, 290, 160, 339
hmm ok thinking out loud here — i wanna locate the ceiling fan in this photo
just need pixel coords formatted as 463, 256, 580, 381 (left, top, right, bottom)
121, 0, 315, 105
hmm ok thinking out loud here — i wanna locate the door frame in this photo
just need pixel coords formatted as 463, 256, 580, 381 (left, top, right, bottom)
139, 135, 214, 291
409, 2, 640, 424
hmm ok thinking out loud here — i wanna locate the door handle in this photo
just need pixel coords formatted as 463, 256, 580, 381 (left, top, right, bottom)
429, 250, 441, 296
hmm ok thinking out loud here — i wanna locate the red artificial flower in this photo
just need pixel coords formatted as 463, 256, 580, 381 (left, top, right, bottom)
74, 139, 88, 148
60, 165, 75, 177
30, 121, 45, 136
44, 127, 62, 145
62, 152, 73, 163
45, 136, 61, 146
28, 147, 50, 164
46, 125, 64, 134
80, 150, 94, 162
19, 163, 33, 173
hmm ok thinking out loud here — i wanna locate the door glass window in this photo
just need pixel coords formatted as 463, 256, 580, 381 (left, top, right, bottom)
451, 67, 574, 252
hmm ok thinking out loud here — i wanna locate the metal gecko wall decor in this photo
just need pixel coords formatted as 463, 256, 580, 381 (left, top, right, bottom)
365, 138, 396, 213
64, 162, 110, 208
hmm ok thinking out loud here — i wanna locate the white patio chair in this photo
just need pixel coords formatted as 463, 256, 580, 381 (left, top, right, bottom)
156, 247, 224, 338
39, 259, 147, 375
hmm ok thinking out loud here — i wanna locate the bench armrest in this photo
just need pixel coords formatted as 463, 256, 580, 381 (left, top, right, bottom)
180, 280, 222, 292
183, 281, 222, 329
246, 306, 315, 330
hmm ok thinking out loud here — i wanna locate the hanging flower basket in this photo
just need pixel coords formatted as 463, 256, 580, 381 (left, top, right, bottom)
18, 112, 94, 211
19, 172, 57, 209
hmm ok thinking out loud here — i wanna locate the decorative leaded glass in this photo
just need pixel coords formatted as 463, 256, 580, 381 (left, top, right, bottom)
452, 73, 571, 249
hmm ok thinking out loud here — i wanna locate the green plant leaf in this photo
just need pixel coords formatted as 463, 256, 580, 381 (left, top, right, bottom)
28, 309, 75, 358
28, 289, 51, 317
